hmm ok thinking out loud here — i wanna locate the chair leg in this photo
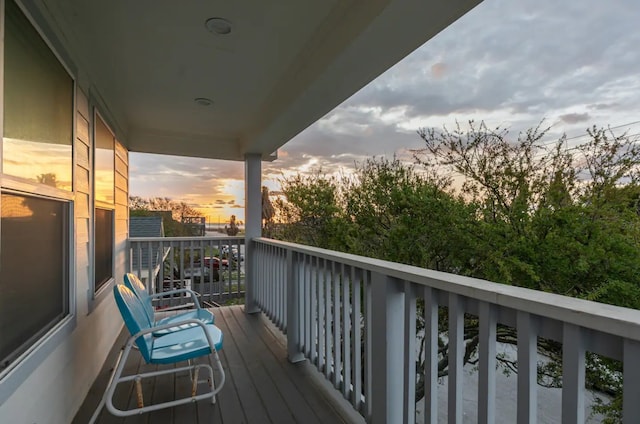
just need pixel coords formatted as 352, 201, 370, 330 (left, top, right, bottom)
210, 350, 225, 404
88, 344, 126, 424
208, 355, 216, 404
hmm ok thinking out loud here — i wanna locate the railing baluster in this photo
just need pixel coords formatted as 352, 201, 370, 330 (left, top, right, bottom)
478, 301, 497, 424
562, 323, 585, 424
179, 240, 185, 295
266, 245, 271, 318
287, 250, 304, 363
283, 248, 288, 331
364, 270, 373, 420
272, 245, 277, 320
270, 245, 275, 319
352, 267, 362, 411
146, 240, 153, 294
424, 286, 438, 424
305, 255, 311, 358
318, 259, 326, 372
311, 256, 318, 365
448, 293, 464, 424
342, 264, 352, 399
517, 311, 537, 424
333, 261, 341, 389
403, 281, 416, 424
276, 246, 281, 325
325, 260, 332, 379
298, 256, 304, 348
624, 339, 640, 423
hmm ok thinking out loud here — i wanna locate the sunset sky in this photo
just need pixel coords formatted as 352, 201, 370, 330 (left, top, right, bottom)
129, 0, 640, 223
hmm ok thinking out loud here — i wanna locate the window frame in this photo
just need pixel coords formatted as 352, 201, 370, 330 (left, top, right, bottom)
0, 0, 77, 402
91, 110, 116, 300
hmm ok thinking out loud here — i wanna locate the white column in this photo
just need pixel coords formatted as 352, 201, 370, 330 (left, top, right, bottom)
244, 153, 261, 314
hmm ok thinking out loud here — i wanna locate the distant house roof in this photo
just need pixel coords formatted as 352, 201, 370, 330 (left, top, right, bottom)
130, 216, 166, 273
130, 216, 164, 238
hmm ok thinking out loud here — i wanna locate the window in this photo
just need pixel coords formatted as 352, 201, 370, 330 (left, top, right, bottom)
94, 115, 115, 293
0, 0, 73, 373
2, 0, 73, 190
0, 193, 69, 370
94, 208, 114, 291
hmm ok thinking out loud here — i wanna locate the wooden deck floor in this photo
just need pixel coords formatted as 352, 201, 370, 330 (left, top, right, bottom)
73, 305, 347, 424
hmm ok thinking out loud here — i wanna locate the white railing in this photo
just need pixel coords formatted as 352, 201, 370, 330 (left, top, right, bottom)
128, 236, 244, 307
253, 237, 640, 424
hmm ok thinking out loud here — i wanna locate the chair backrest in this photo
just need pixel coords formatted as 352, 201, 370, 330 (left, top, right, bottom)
123, 273, 155, 324
113, 284, 153, 362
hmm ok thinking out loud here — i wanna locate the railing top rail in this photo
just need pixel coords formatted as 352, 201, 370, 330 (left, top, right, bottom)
129, 236, 245, 243
254, 237, 640, 342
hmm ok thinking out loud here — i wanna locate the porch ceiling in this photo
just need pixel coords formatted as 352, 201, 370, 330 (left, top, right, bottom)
39, 0, 481, 161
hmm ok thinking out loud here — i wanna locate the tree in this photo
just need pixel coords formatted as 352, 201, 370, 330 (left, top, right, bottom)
128, 196, 202, 221
262, 186, 275, 232
225, 215, 240, 236
129, 196, 203, 236
271, 171, 345, 249
37, 173, 58, 188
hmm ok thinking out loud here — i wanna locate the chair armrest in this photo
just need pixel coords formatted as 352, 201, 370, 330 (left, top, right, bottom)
149, 288, 203, 309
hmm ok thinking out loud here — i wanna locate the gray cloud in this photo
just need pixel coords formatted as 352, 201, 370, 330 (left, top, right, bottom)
559, 113, 591, 124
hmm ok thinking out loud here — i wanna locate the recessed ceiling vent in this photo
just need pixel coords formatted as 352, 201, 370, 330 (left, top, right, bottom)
194, 97, 213, 106
205, 17, 232, 35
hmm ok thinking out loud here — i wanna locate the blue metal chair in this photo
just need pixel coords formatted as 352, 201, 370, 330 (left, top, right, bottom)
91, 284, 225, 421
124, 272, 214, 335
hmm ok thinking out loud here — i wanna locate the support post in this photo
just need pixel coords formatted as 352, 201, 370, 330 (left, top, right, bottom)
562, 323, 585, 424
623, 339, 640, 424
287, 250, 304, 363
478, 301, 497, 424
244, 153, 261, 314
370, 272, 404, 424
517, 311, 537, 424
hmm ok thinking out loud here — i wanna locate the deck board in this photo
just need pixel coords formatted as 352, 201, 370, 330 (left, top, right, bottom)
73, 305, 347, 424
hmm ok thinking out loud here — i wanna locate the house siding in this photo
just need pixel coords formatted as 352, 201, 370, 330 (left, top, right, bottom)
0, 88, 127, 424
114, 140, 129, 284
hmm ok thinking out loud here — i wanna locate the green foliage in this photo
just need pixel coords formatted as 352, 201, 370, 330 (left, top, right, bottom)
270, 171, 345, 250
341, 157, 475, 272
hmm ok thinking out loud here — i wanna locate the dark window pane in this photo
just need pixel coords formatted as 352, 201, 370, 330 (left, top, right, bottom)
0, 193, 68, 369
95, 208, 114, 291
95, 118, 114, 204
3, 0, 73, 190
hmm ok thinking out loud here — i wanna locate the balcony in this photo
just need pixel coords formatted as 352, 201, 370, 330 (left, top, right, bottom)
78, 236, 640, 423
73, 305, 349, 424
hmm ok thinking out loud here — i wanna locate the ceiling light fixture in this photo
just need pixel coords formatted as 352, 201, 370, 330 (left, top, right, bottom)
205, 17, 232, 35
194, 97, 213, 106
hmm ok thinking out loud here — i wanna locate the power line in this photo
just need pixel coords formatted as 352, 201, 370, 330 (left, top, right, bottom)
538, 119, 640, 148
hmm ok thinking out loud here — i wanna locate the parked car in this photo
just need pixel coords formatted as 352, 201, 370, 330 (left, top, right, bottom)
202, 256, 228, 269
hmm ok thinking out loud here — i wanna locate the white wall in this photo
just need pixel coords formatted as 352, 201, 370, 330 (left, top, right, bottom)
0, 89, 128, 424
